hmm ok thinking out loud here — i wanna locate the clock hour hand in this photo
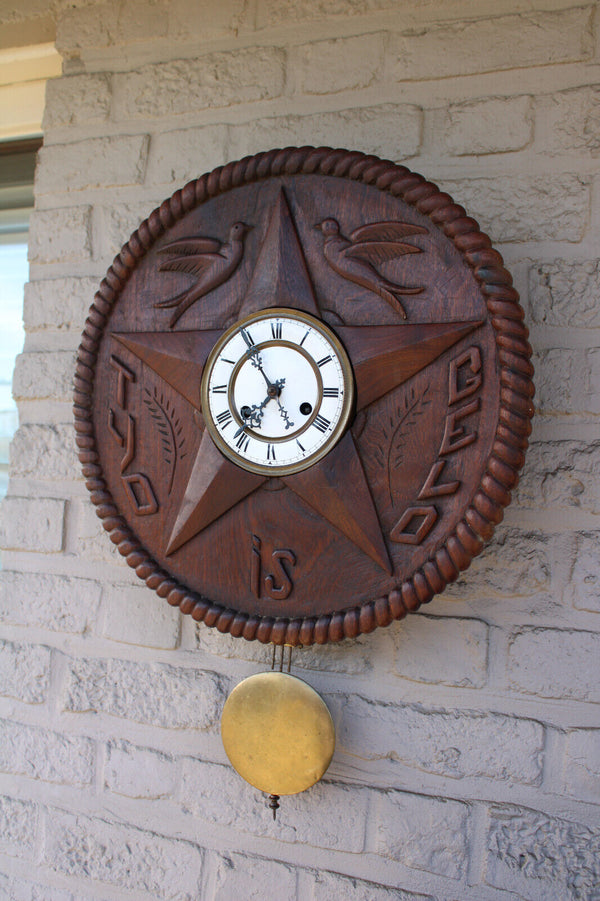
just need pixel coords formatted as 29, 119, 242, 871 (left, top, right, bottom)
233, 381, 282, 437
236, 396, 270, 435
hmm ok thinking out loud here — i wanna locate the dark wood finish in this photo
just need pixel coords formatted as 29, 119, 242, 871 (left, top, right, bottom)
74, 148, 534, 645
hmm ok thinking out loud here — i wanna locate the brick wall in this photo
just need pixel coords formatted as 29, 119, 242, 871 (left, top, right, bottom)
0, 1, 599, 898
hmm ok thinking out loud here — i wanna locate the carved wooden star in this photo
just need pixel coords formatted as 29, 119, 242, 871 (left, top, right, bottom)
113, 190, 480, 573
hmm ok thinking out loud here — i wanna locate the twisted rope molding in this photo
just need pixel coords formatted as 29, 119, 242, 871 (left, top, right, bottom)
73, 147, 534, 646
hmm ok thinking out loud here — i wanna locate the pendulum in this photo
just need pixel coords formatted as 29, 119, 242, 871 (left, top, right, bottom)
220, 645, 336, 819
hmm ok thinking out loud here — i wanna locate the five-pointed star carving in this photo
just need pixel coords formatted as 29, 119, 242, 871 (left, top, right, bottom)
113, 189, 481, 574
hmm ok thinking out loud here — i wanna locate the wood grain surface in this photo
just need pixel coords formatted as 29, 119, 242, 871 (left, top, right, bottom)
74, 148, 534, 645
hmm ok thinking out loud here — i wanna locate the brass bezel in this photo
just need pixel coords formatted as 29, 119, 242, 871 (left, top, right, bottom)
200, 307, 355, 476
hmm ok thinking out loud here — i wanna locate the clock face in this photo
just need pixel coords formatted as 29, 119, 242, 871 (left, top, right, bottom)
75, 149, 533, 645
201, 309, 354, 476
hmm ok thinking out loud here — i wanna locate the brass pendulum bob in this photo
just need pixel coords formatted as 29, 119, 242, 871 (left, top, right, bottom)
220, 643, 336, 820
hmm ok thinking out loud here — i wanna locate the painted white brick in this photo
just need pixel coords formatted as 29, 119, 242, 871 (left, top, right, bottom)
0, 875, 75, 901
376, 790, 469, 879
56, 1, 172, 53
441, 174, 590, 243
0, 719, 93, 785
394, 7, 594, 80
43, 73, 112, 129
104, 739, 177, 799
570, 532, 600, 614
392, 615, 488, 688
0, 497, 65, 553
445, 527, 551, 600
514, 440, 600, 515
444, 96, 533, 156
0, 571, 100, 633
536, 85, 600, 157
0, 795, 37, 859
63, 656, 225, 729
55, 3, 113, 53
113, 49, 285, 120
258, 0, 398, 27
296, 32, 384, 95
213, 854, 296, 901
102, 583, 180, 649
95, 199, 161, 260
529, 259, 600, 328
508, 628, 600, 703
12, 350, 75, 401
534, 348, 597, 416
36, 135, 149, 194
336, 694, 543, 784
0, 640, 51, 704
562, 729, 600, 804
195, 624, 376, 676
181, 757, 281, 832
9, 424, 80, 481
182, 758, 369, 851
72, 499, 123, 564
23, 277, 99, 332
43, 810, 204, 898
146, 125, 228, 186
486, 805, 600, 900
115, 0, 168, 44
229, 103, 422, 163
586, 349, 600, 415
168, 0, 248, 41
309, 870, 434, 901
28, 206, 92, 264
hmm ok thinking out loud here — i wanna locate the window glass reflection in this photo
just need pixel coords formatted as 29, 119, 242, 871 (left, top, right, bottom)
0, 240, 27, 499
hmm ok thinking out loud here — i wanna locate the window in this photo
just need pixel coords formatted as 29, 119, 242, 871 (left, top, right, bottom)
0, 138, 40, 498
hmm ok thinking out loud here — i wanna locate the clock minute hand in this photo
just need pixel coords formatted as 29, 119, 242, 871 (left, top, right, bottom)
239, 329, 278, 391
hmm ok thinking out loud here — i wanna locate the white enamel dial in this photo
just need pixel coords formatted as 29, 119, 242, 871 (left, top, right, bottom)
201, 308, 354, 475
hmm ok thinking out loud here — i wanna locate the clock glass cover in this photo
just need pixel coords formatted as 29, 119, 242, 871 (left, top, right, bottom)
201, 308, 354, 476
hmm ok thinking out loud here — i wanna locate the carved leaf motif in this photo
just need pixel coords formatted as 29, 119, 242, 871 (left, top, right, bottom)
143, 387, 187, 494
368, 385, 431, 505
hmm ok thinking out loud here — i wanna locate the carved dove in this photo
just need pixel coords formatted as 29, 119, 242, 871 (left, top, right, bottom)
316, 218, 427, 318
156, 221, 252, 327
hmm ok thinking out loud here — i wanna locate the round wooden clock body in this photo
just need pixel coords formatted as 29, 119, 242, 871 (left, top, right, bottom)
74, 148, 534, 645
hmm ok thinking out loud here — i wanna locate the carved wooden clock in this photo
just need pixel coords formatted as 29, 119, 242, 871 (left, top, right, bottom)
74, 148, 533, 812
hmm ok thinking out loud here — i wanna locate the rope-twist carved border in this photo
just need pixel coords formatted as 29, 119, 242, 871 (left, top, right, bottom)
73, 147, 534, 646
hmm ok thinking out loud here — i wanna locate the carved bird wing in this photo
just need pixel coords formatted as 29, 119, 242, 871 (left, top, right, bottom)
349, 221, 428, 244
159, 252, 224, 276
345, 240, 423, 265
159, 236, 222, 255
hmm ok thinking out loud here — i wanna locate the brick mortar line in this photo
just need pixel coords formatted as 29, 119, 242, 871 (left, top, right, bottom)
31, 157, 600, 206
1, 636, 599, 731
61, 6, 598, 73
0, 776, 596, 900
1, 722, 597, 823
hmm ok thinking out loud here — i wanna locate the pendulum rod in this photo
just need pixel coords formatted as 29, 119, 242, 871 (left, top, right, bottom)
267, 642, 295, 818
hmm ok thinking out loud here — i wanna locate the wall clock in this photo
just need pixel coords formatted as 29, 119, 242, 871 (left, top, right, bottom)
74, 147, 534, 814
74, 147, 534, 648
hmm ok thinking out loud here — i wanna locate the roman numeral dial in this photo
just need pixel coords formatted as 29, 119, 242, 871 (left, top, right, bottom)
200, 308, 354, 477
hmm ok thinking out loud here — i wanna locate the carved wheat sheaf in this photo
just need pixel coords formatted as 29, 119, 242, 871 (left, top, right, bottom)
73, 147, 534, 646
